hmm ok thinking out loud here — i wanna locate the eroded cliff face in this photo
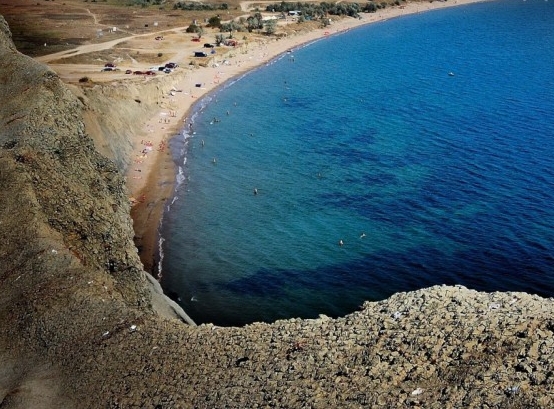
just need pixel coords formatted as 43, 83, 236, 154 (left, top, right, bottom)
0, 14, 151, 407
72, 72, 188, 170
0, 25, 150, 294
1, 15, 554, 409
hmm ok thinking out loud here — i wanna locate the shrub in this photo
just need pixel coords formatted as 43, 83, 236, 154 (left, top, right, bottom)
208, 16, 221, 28
186, 24, 201, 33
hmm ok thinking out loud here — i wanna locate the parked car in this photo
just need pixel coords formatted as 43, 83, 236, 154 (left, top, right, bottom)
194, 52, 207, 57
125, 69, 132, 74
204, 43, 214, 48
133, 70, 144, 75
191, 38, 200, 42
104, 63, 116, 68
101, 67, 114, 72
145, 70, 156, 76
165, 62, 178, 69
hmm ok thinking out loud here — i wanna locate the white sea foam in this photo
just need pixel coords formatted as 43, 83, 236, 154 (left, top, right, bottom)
157, 236, 165, 278
176, 165, 185, 187
169, 196, 178, 208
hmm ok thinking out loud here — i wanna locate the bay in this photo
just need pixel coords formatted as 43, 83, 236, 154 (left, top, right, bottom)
161, 0, 554, 326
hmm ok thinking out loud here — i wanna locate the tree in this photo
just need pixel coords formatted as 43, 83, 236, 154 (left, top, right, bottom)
220, 21, 242, 38
265, 19, 277, 35
208, 16, 221, 28
364, 2, 378, 12
246, 16, 260, 32
186, 24, 201, 33
253, 12, 263, 25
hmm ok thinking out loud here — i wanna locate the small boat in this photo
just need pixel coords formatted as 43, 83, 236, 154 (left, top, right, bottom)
448, 72, 455, 76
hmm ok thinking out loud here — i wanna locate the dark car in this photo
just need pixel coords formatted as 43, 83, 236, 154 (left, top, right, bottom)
203, 43, 214, 48
104, 63, 116, 68
194, 52, 207, 57
125, 69, 132, 74
165, 62, 178, 69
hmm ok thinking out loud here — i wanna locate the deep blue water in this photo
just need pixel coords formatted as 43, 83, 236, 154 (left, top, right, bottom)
160, 0, 554, 327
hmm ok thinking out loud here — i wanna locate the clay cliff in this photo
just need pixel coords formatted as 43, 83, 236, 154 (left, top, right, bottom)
70, 70, 190, 171
1, 15, 553, 408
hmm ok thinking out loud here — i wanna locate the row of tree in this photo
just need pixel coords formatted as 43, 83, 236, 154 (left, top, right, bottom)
199, 12, 278, 36
127, 0, 163, 7
173, 1, 229, 11
185, 0, 402, 39
265, 1, 399, 17
216, 18, 278, 36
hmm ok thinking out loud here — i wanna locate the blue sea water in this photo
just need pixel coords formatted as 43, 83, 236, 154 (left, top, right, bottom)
160, 0, 554, 327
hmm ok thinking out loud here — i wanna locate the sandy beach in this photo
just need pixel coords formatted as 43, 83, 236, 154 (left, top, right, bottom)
126, 0, 487, 275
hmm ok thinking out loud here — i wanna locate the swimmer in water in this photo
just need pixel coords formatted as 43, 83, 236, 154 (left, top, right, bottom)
360, 232, 366, 239
339, 239, 344, 246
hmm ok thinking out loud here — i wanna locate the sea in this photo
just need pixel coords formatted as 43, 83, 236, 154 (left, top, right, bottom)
160, 0, 554, 327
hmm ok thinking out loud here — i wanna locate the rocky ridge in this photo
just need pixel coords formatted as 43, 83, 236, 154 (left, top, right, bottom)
1, 15, 554, 408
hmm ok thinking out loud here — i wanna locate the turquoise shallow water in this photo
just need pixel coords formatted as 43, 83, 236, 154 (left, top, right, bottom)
161, 0, 554, 326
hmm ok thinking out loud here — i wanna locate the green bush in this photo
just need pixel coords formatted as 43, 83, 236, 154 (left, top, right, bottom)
208, 16, 222, 28
174, 2, 228, 11
186, 24, 201, 33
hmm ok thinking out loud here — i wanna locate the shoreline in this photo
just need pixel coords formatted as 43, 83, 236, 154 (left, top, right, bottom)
127, 0, 489, 277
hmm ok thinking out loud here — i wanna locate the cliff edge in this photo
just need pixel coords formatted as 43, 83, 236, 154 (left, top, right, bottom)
1, 15, 553, 408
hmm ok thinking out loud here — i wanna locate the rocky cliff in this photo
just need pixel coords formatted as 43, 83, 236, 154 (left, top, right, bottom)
1, 15, 553, 408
